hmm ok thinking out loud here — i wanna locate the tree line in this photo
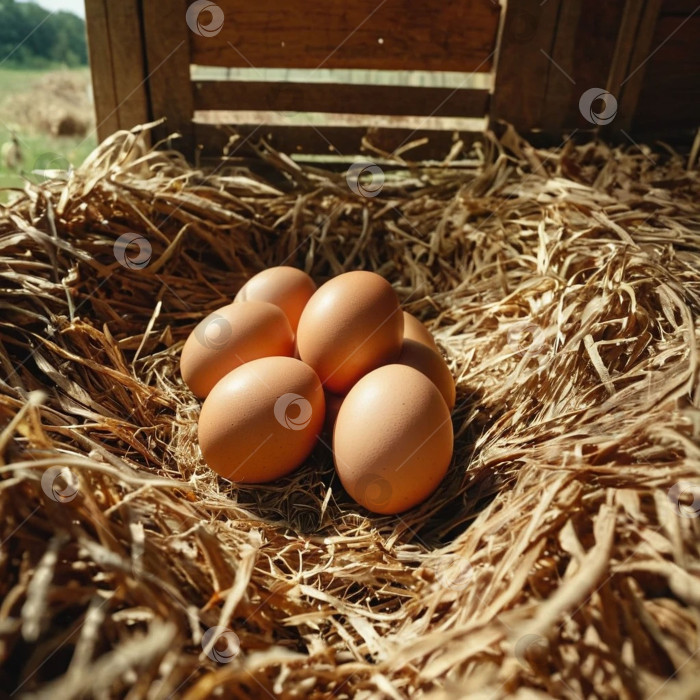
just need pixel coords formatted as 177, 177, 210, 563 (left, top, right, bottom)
0, 0, 87, 68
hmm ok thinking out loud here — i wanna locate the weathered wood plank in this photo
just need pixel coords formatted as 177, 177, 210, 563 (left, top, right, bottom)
489, 0, 562, 132
541, 0, 582, 132
142, 0, 194, 151
84, 0, 119, 141
190, 0, 500, 72
193, 123, 482, 161
565, 0, 626, 128
633, 13, 700, 131
612, 0, 663, 131
661, 0, 699, 14
193, 81, 490, 119
105, 0, 150, 132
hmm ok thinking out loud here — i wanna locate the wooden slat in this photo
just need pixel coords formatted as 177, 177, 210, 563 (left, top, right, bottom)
189, 0, 500, 72
489, 0, 562, 132
193, 81, 490, 118
105, 0, 150, 132
84, 0, 149, 142
564, 0, 626, 128
84, 0, 119, 141
605, 0, 647, 101
611, 0, 663, 131
633, 14, 700, 131
142, 0, 194, 151
541, 0, 582, 132
193, 123, 482, 161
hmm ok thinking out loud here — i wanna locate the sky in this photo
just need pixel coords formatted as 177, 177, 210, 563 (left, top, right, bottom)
18, 0, 85, 18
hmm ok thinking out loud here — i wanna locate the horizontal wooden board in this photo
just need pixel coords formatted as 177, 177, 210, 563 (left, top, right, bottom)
193, 81, 490, 118
192, 123, 482, 161
189, 0, 500, 72
633, 15, 700, 130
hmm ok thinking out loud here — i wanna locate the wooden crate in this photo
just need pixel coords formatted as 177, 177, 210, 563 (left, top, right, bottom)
86, 0, 699, 161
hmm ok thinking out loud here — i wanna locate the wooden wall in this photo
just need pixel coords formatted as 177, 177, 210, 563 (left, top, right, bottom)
85, 0, 699, 160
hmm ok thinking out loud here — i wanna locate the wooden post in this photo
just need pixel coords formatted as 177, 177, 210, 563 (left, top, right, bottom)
141, 0, 195, 155
540, 0, 582, 133
489, 0, 563, 133
606, 0, 663, 131
84, 0, 149, 143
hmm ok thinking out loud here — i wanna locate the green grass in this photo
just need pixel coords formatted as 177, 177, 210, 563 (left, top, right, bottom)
0, 67, 95, 199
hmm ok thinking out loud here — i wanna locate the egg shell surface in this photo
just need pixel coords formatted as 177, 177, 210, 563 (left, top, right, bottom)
397, 339, 456, 410
402, 311, 439, 351
234, 266, 316, 333
198, 356, 325, 483
296, 271, 403, 394
180, 301, 294, 398
333, 363, 453, 514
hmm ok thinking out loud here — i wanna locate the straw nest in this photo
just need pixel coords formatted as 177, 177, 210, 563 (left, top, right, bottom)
1, 123, 699, 699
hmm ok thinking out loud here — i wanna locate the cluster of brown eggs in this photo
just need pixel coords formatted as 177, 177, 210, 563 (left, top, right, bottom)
180, 267, 455, 514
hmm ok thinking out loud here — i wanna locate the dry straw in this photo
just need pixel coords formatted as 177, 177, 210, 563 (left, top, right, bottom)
1, 123, 699, 698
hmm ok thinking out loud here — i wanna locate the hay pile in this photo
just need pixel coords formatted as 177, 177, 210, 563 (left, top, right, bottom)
0, 70, 93, 138
1, 124, 699, 699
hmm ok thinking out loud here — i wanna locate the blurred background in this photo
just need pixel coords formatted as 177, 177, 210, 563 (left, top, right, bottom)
0, 0, 94, 193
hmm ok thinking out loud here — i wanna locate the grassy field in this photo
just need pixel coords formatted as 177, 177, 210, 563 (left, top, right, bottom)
0, 67, 96, 197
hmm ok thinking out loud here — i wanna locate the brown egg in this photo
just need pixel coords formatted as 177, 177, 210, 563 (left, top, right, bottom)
180, 301, 294, 398
296, 271, 403, 394
403, 311, 439, 351
198, 356, 325, 483
333, 364, 453, 514
397, 339, 456, 410
234, 266, 316, 333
